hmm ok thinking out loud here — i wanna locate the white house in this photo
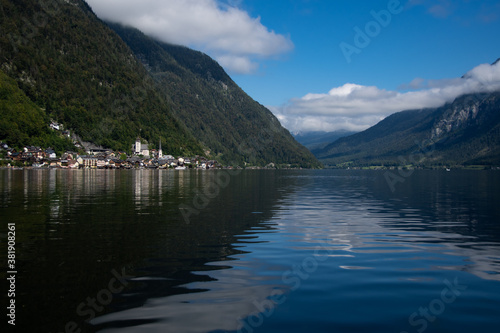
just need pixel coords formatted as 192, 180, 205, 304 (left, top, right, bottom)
45, 149, 56, 159
50, 122, 60, 131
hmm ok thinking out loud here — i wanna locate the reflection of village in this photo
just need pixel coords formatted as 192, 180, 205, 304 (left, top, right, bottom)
0, 136, 222, 170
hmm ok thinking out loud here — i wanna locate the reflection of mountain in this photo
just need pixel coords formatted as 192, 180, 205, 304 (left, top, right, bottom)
371, 170, 500, 281
0, 169, 299, 333
91, 264, 283, 332
3, 169, 499, 332
91, 170, 296, 332
272, 170, 500, 282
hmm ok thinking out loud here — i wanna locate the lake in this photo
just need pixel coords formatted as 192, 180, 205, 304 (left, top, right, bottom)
1, 169, 499, 333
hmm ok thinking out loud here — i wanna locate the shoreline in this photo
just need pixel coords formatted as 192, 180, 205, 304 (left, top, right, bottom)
0, 166, 498, 171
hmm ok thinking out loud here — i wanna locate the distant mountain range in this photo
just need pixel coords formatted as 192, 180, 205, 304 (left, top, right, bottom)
313, 90, 500, 167
0, 0, 319, 168
293, 130, 358, 150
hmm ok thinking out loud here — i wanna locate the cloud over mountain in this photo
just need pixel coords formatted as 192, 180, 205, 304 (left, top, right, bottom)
272, 61, 500, 133
85, 0, 293, 74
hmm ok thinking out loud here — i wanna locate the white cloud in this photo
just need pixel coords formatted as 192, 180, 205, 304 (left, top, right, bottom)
215, 55, 258, 75
272, 61, 500, 133
85, 0, 293, 74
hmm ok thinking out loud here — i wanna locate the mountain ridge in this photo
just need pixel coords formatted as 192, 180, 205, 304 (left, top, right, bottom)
313, 90, 500, 167
107, 22, 320, 167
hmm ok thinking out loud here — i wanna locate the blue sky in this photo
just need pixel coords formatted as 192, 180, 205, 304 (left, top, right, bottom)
234, 0, 500, 101
87, 0, 500, 132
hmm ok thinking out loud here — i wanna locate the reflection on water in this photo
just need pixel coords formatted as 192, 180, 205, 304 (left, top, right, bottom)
1, 169, 499, 333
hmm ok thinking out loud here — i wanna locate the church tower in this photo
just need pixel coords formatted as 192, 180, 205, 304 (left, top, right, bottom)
135, 137, 141, 155
158, 139, 163, 159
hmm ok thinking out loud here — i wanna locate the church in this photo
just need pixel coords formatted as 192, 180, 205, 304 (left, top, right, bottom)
134, 137, 163, 158
134, 137, 150, 157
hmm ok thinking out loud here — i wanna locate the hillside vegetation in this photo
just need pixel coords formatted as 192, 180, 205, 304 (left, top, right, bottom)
0, 70, 74, 153
108, 23, 320, 167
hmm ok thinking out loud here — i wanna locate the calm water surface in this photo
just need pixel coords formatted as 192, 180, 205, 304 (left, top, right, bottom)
1, 169, 499, 332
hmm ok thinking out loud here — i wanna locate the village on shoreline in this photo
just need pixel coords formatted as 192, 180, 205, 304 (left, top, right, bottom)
0, 138, 227, 170
0, 120, 286, 170
2, 141, 497, 171
0, 132, 284, 170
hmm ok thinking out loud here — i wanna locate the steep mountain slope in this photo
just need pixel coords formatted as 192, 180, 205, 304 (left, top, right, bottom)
0, 70, 74, 152
0, 0, 203, 155
314, 91, 500, 167
108, 23, 320, 167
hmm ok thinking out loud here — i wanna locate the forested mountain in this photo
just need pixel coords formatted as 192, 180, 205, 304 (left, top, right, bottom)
313, 91, 500, 167
108, 23, 320, 167
0, 0, 203, 155
0, 70, 74, 153
0, 0, 319, 167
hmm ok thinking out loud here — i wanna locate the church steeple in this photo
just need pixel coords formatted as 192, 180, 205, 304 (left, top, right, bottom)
135, 137, 141, 155
158, 138, 163, 159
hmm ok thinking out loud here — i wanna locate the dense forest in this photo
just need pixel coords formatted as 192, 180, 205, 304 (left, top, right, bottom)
0, 70, 74, 153
0, 0, 206, 156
